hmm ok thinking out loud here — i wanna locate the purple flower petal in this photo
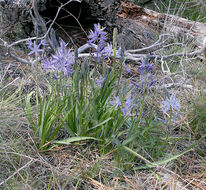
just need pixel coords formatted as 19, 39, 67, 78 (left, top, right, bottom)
161, 94, 181, 113
27, 39, 46, 57
41, 39, 75, 76
110, 96, 121, 108
95, 77, 105, 88
121, 97, 133, 116
137, 56, 155, 75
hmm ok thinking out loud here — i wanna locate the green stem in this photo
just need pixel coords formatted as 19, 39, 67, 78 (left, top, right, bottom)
102, 60, 105, 75
130, 73, 147, 150
166, 107, 173, 141
133, 73, 147, 133
112, 28, 117, 66
115, 58, 125, 97
35, 60, 39, 106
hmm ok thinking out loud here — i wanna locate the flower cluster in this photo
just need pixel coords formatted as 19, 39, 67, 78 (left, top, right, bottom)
110, 96, 121, 109
132, 55, 155, 91
42, 39, 75, 76
161, 94, 181, 113
88, 23, 107, 53
88, 23, 123, 60
101, 43, 113, 58
132, 74, 155, 91
137, 55, 155, 75
110, 96, 135, 116
94, 77, 105, 88
158, 93, 182, 128
121, 97, 133, 116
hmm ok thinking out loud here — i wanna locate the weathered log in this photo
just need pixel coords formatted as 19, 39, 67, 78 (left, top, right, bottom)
68, 1, 206, 49
118, 2, 206, 44
1, 0, 206, 64
0, 0, 154, 49
1, 0, 206, 46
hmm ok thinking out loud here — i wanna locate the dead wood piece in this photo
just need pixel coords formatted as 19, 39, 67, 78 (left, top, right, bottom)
119, 2, 206, 45
1, 0, 206, 65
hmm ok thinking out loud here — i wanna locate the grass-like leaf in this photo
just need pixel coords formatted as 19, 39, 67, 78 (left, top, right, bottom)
53, 136, 101, 145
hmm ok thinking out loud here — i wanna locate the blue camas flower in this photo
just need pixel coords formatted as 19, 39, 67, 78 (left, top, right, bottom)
124, 63, 131, 73
161, 94, 181, 113
141, 73, 155, 89
88, 23, 107, 53
101, 43, 113, 58
28, 39, 45, 57
42, 39, 75, 76
159, 93, 182, 130
110, 96, 122, 108
121, 97, 133, 116
95, 77, 105, 88
137, 55, 155, 75
132, 56, 156, 91
88, 24, 124, 61
116, 46, 124, 58
132, 74, 155, 91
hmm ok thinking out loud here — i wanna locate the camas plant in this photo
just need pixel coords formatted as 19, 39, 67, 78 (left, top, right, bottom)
25, 24, 188, 169
25, 26, 126, 150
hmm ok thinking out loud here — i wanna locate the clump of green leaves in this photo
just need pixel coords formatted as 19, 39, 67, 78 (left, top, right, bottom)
25, 24, 192, 169
25, 27, 129, 151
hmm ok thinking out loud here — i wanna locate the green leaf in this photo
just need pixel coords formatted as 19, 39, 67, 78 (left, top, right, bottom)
25, 91, 36, 132
122, 132, 140, 146
88, 117, 113, 131
53, 136, 101, 145
123, 134, 206, 170
122, 146, 152, 164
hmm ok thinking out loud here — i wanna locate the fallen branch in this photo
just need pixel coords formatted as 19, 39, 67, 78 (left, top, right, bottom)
150, 50, 202, 60
77, 42, 203, 62
1, 1, 205, 65
0, 0, 82, 65
119, 2, 206, 42
8, 48, 32, 64
127, 33, 171, 54
2, 33, 204, 66
6, 0, 81, 48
